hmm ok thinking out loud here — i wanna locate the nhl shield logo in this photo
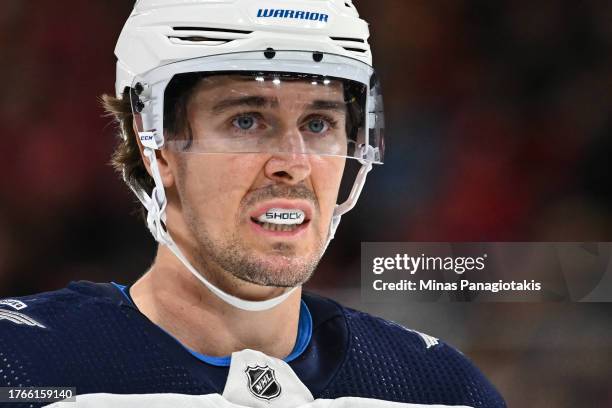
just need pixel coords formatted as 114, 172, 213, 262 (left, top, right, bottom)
245, 365, 281, 400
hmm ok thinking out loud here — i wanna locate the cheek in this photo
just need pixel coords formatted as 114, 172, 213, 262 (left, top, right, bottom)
178, 155, 262, 228
310, 157, 345, 219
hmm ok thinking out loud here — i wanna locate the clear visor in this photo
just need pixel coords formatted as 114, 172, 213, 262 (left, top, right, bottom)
131, 51, 384, 163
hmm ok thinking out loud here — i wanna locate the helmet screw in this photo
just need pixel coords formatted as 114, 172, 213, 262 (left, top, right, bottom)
264, 48, 276, 59
313, 52, 324, 62
134, 82, 144, 95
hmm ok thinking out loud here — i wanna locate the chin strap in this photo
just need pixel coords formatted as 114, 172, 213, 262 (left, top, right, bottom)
130, 147, 372, 312
326, 161, 373, 246
324, 144, 376, 252
129, 148, 297, 312
165, 237, 299, 312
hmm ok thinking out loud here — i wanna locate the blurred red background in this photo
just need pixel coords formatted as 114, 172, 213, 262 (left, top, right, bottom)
1, 1, 611, 406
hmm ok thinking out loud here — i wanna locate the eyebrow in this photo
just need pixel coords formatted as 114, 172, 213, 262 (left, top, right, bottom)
211, 96, 278, 114
210, 96, 347, 114
310, 100, 347, 113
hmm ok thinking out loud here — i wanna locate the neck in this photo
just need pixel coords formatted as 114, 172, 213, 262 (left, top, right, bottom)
129, 245, 302, 359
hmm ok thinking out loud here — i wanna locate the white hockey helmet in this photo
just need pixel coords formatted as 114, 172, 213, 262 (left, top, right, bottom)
114, 0, 384, 311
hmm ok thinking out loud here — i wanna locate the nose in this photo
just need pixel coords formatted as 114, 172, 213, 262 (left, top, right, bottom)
264, 127, 312, 184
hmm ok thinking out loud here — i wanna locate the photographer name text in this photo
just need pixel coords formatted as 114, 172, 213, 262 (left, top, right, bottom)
371, 253, 542, 293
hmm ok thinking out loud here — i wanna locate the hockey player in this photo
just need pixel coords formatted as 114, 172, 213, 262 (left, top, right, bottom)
1, 1, 505, 407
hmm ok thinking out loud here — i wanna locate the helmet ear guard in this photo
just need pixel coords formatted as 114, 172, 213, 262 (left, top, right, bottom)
115, 1, 384, 311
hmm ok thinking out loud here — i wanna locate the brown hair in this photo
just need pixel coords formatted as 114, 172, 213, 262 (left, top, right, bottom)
101, 73, 204, 213
102, 90, 155, 202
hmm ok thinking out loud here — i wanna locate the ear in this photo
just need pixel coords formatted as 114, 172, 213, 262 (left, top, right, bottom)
132, 118, 175, 189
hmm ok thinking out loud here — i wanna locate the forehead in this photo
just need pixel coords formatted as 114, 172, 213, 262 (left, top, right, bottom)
188, 74, 346, 107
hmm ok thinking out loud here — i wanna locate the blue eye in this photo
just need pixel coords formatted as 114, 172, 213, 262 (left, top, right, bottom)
308, 119, 327, 133
233, 115, 256, 130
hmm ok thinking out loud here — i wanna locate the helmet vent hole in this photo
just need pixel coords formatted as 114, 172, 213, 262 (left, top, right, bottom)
330, 36, 365, 43
329, 37, 368, 55
264, 48, 276, 59
342, 47, 367, 53
172, 26, 252, 35
168, 27, 252, 46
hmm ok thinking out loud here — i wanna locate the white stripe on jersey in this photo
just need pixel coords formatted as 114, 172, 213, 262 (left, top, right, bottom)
0, 309, 46, 328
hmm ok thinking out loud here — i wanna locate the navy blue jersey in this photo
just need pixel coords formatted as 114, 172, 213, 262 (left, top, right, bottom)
0, 282, 505, 407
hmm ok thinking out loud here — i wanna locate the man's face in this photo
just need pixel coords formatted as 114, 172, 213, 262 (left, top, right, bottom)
166, 75, 348, 287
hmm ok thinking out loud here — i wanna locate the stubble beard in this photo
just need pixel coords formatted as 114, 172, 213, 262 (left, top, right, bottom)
184, 184, 327, 288
192, 227, 325, 288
